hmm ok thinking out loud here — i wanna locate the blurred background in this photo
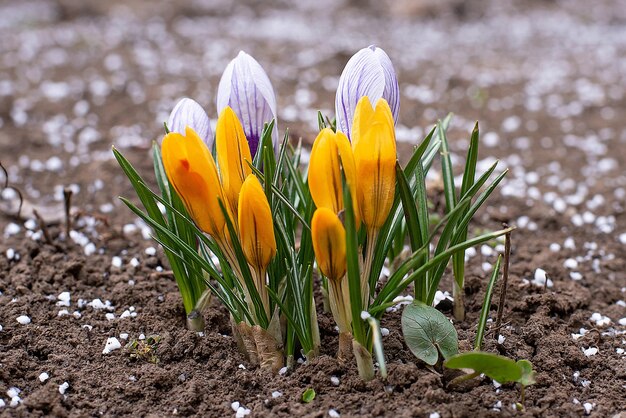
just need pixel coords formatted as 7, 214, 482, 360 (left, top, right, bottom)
0, 0, 625, 232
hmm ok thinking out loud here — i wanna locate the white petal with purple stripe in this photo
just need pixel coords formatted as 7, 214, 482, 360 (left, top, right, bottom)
167, 98, 213, 147
335, 45, 399, 139
217, 51, 278, 156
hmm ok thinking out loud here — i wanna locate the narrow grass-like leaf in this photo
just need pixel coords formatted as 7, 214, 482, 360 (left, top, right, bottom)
439, 119, 457, 213
452, 123, 480, 292
396, 162, 420, 252
218, 199, 269, 328
366, 316, 387, 378
343, 179, 364, 344
475, 254, 502, 350
373, 227, 514, 310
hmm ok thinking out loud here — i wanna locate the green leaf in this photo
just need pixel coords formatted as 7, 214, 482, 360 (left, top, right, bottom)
401, 301, 458, 365
343, 178, 365, 344
439, 120, 457, 213
301, 388, 316, 403
517, 360, 536, 387
365, 316, 387, 378
444, 352, 535, 386
475, 254, 502, 350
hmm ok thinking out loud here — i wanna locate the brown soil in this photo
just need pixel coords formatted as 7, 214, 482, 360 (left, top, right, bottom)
1, 0, 626, 417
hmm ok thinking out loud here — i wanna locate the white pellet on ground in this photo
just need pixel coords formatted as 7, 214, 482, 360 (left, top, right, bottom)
271, 391, 282, 398
329, 409, 340, 418
39, 372, 49, 382
57, 291, 70, 306
582, 347, 598, 357
59, 382, 69, 395
331, 376, 340, 385
16, 315, 31, 325
563, 258, 578, 269
531, 268, 553, 288
589, 313, 611, 327
102, 337, 121, 354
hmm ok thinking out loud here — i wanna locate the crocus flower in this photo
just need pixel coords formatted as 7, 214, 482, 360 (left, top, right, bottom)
335, 45, 399, 140
308, 128, 359, 224
167, 98, 213, 147
216, 106, 253, 216
238, 174, 276, 273
311, 207, 347, 283
352, 97, 396, 229
217, 51, 278, 156
161, 126, 228, 238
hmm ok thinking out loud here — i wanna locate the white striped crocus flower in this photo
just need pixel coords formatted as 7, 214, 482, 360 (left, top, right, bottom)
335, 45, 399, 140
216, 51, 278, 156
167, 98, 213, 148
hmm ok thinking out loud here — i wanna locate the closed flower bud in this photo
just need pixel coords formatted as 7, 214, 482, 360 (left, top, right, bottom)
161, 126, 228, 238
308, 128, 360, 226
217, 51, 278, 156
167, 98, 213, 147
238, 174, 276, 272
216, 106, 253, 215
335, 45, 399, 140
352, 97, 396, 229
311, 207, 347, 282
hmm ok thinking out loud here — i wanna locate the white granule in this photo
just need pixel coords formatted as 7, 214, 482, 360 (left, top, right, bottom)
57, 291, 71, 306
102, 337, 121, 354
58, 382, 69, 395
111, 256, 123, 268
39, 372, 49, 382
563, 258, 578, 269
331, 376, 340, 385
582, 347, 598, 357
16, 315, 31, 325
589, 313, 611, 327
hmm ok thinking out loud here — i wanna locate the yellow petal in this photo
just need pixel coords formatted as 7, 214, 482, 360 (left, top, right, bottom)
161, 127, 228, 238
334, 131, 361, 228
308, 128, 343, 213
350, 96, 375, 148
238, 174, 276, 271
311, 207, 346, 282
216, 106, 253, 215
353, 117, 396, 229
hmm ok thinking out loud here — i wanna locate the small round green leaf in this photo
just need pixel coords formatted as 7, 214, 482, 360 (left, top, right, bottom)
444, 352, 524, 384
516, 359, 536, 387
401, 301, 459, 365
301, 388, 316, 403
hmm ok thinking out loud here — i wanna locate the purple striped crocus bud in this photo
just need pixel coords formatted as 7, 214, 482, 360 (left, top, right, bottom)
167, 98, 213, 147
217, 51, 278, 156
335, 45, 399, 139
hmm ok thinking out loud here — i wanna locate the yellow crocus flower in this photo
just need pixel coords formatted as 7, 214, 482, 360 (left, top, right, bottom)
161, 126, 228, 238
238, 174, 277, 272
351, 97, 396, 229
311, 207, 347, 282
216, 106, 253, 215
308, 128, 360, 226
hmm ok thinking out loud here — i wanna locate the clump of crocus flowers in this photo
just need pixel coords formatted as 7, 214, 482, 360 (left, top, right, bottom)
115, 44, 509, 380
